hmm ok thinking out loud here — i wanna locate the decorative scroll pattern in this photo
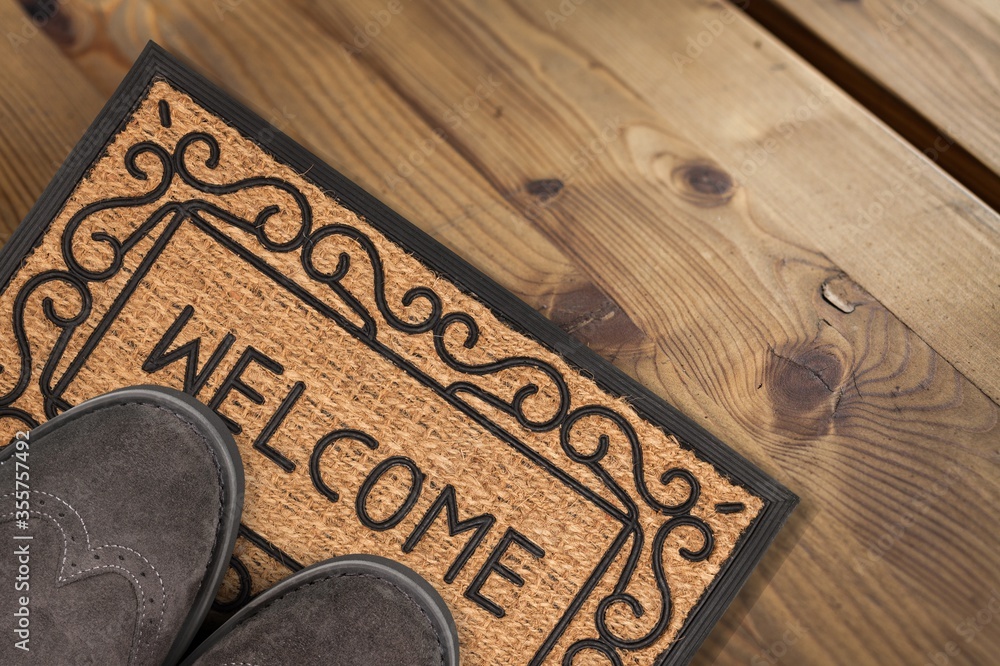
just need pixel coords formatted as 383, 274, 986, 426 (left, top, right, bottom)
0, 96, 753, 665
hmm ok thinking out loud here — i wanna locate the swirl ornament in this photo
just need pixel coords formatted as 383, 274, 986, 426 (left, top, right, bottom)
0, 271, 93, 419
435, 312, 570, 431
301, 224, 443, 339
559, 405, 715, 658
0, 94, 755, 666
174, 132, 313, 252
560, 406, 701, 517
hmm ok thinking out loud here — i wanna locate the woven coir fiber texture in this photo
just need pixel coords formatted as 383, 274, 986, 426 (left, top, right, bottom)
0, 48, 795, 666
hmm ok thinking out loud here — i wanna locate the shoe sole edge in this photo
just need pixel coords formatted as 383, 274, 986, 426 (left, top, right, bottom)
181, 553, 461, 666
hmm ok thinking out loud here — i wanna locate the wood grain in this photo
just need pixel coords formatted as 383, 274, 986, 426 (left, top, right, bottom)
0, 0, 104, 237
738, 0, 1000, 215
1, 1, 999, 664
766, 0, 1000, 187
30, 0, 1000, 404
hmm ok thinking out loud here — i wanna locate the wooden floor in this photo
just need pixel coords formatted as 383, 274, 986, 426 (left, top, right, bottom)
1, 0, 998, 664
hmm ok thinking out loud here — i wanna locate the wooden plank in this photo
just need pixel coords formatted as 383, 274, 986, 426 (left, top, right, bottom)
738, 0, 1000, 215
1, 1, 999, 664
42, 0, 1000, 404
764, 0, 1000, 190
497, 0, 1000, 404
0, 1, 104, 241
0, 0, 620, 350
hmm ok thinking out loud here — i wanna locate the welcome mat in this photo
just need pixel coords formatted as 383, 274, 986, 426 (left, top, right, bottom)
0, 44, 796, 665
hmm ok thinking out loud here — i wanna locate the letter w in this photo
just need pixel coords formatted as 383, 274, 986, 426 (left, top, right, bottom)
143, 305, 235, 397
403, 485, 495, 583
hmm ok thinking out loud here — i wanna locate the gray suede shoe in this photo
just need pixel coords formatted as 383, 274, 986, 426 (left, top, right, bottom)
0, 386, 244, 665
183, 555, 460, 666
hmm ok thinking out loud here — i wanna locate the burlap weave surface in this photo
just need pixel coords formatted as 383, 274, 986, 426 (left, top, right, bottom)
0, 80, 763, 665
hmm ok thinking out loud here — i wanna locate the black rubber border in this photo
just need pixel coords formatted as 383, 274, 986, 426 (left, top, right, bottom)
1, 42, 797, 665
181, 554, 460, 665
1, 384, 245, 665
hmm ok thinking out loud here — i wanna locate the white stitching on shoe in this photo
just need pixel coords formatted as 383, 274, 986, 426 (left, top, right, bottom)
2, 398, 231, 665
1, 509, 149, 664
32, 491, 168, 662
1, 490, 168, 666
99, 544, 167, 646
68, 562, 149, 662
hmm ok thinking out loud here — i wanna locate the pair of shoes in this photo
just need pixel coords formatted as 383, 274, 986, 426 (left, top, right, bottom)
1, 386, 460, 665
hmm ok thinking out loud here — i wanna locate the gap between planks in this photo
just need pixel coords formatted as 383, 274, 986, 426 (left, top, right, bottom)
736, 0, 1000, 214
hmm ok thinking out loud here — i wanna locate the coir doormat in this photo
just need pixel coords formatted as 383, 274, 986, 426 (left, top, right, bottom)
0, 44, 796, 665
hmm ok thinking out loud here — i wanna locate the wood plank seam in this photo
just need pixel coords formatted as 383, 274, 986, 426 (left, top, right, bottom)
737, 0, 1000, 214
